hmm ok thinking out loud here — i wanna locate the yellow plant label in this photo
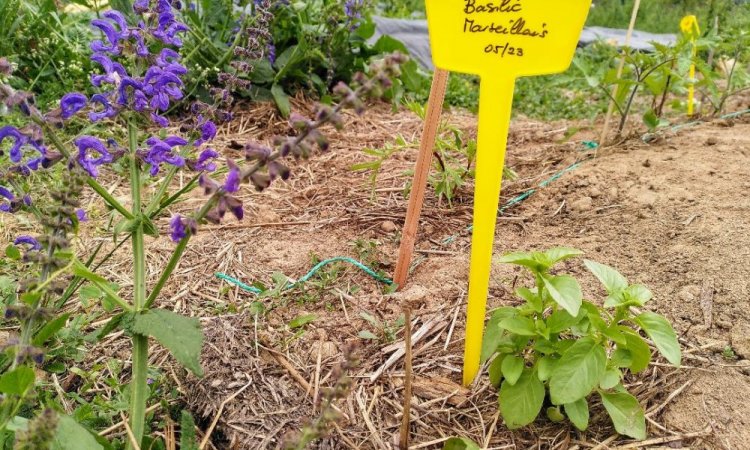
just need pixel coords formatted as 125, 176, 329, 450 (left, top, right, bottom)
424, 0, 592, 385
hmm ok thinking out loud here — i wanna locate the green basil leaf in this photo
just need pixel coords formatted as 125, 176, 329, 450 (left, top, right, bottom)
499, 316, 537, 336
636, 312, 681, 366
499, 368, 545, 429
564, 398, 590, 431
599, 390, 646, 440
542, 275, 583, 317
501, 355, 524, 386
584, 260, 628, 293
549, 337, 607, 405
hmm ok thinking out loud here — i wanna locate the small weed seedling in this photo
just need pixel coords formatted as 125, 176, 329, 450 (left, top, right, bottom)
358, 311, 406, 343
483, 248, 681, 439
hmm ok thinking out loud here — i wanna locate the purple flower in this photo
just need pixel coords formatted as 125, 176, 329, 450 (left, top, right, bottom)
195, 119, 217, 146
76, 209, 89, 222
0, 185, 15, 213
116, 77, 145, 107
89, 94, 118, 122
74, 136, 114, 178
134, 0, 150, 13
90, 53, 128, 87
223, 161, 241, 193
91, 15, 127, 54
193, 148, 218, 172
169, 215, 187, 242
14, 236, 41, 251
268, 43, 276, 65
169, 214, 196, 242
143, 136, 187, 176
60, 93, 88, 119
0, 126, 26, 163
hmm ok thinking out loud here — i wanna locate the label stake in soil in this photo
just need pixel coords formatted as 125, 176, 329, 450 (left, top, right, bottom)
681, 15, 700, 117
394, 68, 449, 289
424, 0, 592, 386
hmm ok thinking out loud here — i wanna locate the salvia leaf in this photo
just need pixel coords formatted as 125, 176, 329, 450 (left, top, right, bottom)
565, 398, 590, 431
501, 355, 524, 386
132, 309, 204, 377
52, 415, 103, 450
542, 275, 583, 317
549, 337, 607, 405
636, 311, 681, 367
584, 260, 628, 293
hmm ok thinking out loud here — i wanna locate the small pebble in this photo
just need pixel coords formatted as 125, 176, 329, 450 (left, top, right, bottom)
380, 221, 397, 233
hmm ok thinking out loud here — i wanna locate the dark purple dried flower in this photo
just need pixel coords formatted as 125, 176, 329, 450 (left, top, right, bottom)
169, 214, 197, 242
14, 236, 41, 251
169, 214, 187, 242
74, 136, 114, 178
223, 160, 241, 193
60, 93, 88, 120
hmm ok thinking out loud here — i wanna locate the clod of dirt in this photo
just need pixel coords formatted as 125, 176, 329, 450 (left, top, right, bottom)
705, 136, 719, 146
380, 220, 397, 233
390, 284, 432, 307
569, 196, 593, 213
730, 323, 750, 359
309, 341, 339, 361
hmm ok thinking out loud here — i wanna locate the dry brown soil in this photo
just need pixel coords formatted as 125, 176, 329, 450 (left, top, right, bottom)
54, 100, 750, 449
175, 105, 750, 449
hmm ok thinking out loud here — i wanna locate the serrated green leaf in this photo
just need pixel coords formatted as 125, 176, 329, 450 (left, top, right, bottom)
180, 411, 199, 450
636, 312, 681, 366
0, 367, 35, 396
52, 415, 103, 450
565, 398, 590, 431
499, 368, 545, 429
501, 356, 524, 385
79, 285, 102, 302
599, 390, 646, 440
132, 309, 204, 377
549, 337, 607, 405
499, 316, 537, 336
542, 275, 582, 316
584, 260, 628, 293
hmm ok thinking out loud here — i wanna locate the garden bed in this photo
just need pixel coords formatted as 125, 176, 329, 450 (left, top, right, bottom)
63, 99, 750, 449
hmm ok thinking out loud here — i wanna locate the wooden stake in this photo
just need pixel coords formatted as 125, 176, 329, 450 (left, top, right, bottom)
398, 306, 413, 450
393, 68, 450, 289
599, 0, 642, 146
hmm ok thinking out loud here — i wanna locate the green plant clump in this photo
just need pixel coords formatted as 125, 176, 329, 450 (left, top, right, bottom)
483, 248, 681, 440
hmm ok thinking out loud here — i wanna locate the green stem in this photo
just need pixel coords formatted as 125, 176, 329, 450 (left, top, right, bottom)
145, 194, 218, 308
34, 118, 134, 220
127, 120, 148, 449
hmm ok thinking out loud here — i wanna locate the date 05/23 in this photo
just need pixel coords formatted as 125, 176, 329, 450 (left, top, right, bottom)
484, 42, 524, 57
